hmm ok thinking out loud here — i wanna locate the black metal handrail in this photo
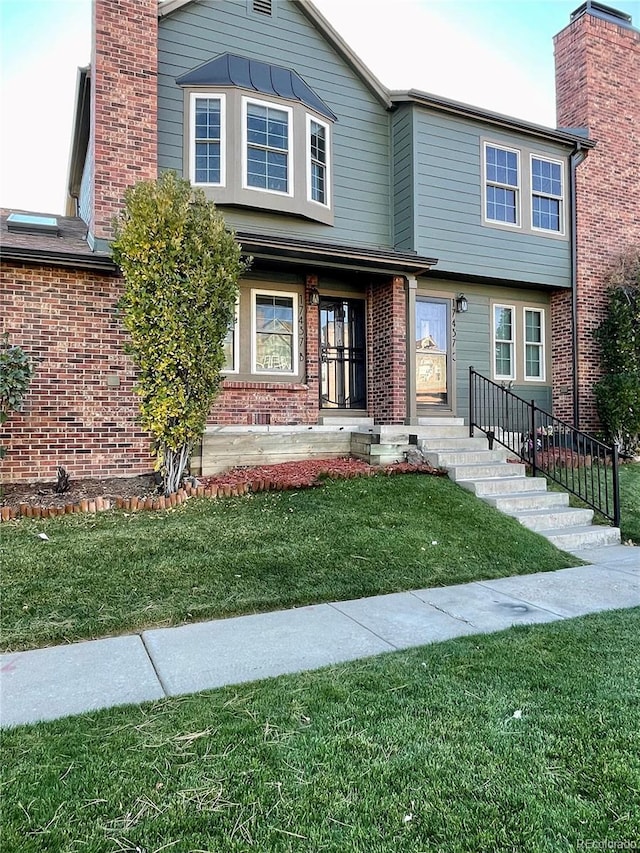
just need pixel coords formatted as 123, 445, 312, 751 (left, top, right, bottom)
469, 367, 620, 527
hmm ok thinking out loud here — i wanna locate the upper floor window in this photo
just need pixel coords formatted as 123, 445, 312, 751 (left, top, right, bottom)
190, 94, 225, 187
484, 144, 520, 226
244, 99, 292, 195
179, 54, 336, 225
307, 116, 330, 207
481, 139, 567, 239
531, 156, 563, 233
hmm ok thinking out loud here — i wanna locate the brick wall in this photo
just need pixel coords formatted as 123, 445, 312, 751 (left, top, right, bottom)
367, 277, 407, 423
1, 262, 152, 483
554, 9, 640, 430
1, 265, 325, 482
550, 289, 575, 422
91, 0, 158, 241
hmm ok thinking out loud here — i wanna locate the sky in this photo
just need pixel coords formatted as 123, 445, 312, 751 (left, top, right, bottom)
1, 0, 638, 216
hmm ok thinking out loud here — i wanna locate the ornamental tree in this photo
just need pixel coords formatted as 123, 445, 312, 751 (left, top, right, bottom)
112, 171, 249, 494
594, 249, 640, 457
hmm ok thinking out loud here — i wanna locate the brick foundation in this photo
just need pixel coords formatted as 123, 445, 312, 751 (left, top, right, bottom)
554, 7, 640, 430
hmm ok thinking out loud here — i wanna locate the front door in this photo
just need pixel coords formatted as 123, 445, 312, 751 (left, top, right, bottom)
320, 298, 366, 409
415, 297, 451, 409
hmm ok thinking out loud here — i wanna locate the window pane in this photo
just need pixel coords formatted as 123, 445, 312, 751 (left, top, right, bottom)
533, 196, 560, 231
487, 186, 517, 223
532, 158, 562, 196
195, 141, 220, 184
256, 333, 293, 371
526, 344, 541, 378
486, 146, 518, 187
495, 342, 512, 376
195, 99, 220, 139
247, 103, 288, 150
311, 162, 325, 203
223, 325, 235, 370
525, 310, 542, 343
310, 121, 326, 162
495, 306, 513, 342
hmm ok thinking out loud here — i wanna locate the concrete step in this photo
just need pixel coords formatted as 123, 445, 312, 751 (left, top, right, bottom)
414, 425, 471, 439
448, 462, 526, 482
417, 435, 491, 451
367, 444, 411, 457
510, 506, 594, 532
484, 490, 569, 513
458, 476, 549, 497
543, 525, 622, 550
318, 416, 374, 426
417, 417, 465, 426
424, 449, 508, 468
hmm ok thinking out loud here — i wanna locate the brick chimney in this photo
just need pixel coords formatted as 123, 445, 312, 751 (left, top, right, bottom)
553, 1, 640, 429
90, 0, 158, 247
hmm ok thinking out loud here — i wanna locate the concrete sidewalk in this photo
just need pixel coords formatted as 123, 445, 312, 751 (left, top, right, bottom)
1, 545, 638, 729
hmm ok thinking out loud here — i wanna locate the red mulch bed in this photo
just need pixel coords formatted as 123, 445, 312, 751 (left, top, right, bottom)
1, 457, 445, 518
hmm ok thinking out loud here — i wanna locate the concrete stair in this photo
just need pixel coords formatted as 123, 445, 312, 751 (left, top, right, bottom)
416, 419, 621, 551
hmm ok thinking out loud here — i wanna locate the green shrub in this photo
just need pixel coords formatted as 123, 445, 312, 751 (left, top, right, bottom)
111, 171, 249, 495
594, 250, 640, 457
0, 335, 35, 460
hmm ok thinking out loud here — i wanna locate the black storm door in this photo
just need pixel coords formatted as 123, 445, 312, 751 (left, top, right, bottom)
320, 298, 366, 409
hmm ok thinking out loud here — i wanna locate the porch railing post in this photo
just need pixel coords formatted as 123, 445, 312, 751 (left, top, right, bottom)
612, 442, 621, 529
469, 366, 475, 437
530, 400, 537, 478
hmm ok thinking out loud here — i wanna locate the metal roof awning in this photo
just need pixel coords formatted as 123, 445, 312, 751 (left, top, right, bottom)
235, 231, 438, 276
177, 53, 337, 121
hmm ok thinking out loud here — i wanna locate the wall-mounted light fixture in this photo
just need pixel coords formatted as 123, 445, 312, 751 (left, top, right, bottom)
455, 293, 468, 313
308, 287, 320, 306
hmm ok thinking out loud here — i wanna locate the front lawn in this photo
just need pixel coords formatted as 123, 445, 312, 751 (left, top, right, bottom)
2, 608, 638, 852
0, 473, 581, 652
619, 462, 640, 543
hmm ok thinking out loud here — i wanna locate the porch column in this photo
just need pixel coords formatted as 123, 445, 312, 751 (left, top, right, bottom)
406, 275, 418, 424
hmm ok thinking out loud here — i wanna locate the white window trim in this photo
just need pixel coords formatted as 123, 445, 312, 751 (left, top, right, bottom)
242, 96, 294, 198
306, 113, 331, 209
529, 154, 565, 236
189, 93, 226, 188
523, 306, 546, 382
251, 288, 298, 376
493, 303, 516, 381
483, 142, 521, 230
221, 298, 240, 375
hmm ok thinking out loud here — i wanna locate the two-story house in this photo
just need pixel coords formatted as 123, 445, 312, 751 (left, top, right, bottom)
1, 0, 636, 482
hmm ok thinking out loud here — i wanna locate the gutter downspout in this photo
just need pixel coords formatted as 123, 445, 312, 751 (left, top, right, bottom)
570, 143, 587, 427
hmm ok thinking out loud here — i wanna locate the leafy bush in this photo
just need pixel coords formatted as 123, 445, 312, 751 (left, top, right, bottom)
594, 250, 640, 456
0, 335, 34, 460
111, 171, 249, 494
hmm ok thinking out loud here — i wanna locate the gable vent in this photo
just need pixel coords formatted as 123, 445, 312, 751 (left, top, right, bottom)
253, 0, 272, 15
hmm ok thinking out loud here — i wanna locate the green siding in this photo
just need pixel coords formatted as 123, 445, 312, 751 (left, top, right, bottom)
411, 109, 573, 288
79, 149, 93, 226
158, 0, 392, 248
417, 280, 553, 421
391, 109, 414, 250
